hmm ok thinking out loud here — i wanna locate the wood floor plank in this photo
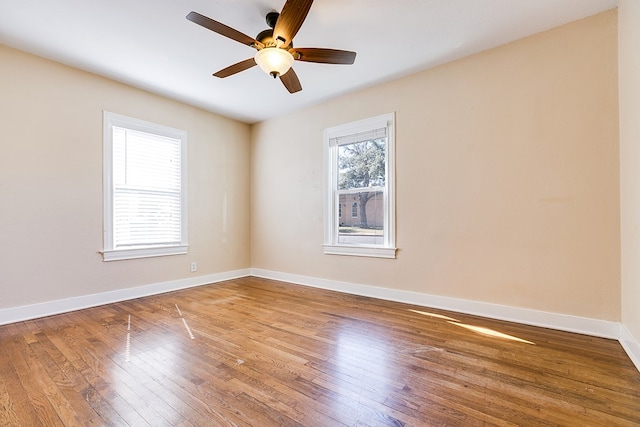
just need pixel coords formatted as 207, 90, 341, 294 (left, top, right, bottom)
0, 373, 21, 426
0, 336, 41, 427
69, 316, 190, 426
35, 320, 131, 427
3, 323, 66, 426
1, 277, 639, 426
130, 346, 261, 426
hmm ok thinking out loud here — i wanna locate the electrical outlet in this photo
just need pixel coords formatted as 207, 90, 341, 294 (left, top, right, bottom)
190, 261, 197, 273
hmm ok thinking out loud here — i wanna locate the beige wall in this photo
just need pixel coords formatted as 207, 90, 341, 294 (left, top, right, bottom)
619, 0, 640, 340
251, 10, 620, 320
0, 44, 251, 309
0, 9, 623, 325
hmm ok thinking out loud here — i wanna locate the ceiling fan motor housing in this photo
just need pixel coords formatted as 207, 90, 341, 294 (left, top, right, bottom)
255, 29, 275, 46
266, 11, 279, 29
257, 13, 291, 48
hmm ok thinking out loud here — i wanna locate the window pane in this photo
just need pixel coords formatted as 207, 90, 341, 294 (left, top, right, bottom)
338, 139, 386, 190
337, 191, 384, 245
114, 188, 181, 247
113, 127, 181, 190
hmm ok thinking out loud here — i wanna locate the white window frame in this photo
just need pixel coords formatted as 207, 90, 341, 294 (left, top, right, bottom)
323, 112, 397, 258
102, 111, 188, 261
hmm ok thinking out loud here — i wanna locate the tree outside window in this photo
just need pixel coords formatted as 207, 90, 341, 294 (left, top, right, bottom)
339, 138, 385, 229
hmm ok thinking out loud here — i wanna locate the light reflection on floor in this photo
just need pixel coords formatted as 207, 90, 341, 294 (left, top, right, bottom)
408, 309, 460, 322
175, 304, 195, 340
333, 329, 391, 424
409, 308, 535, 345
123, 305, 195, 364
113, 305, 198, 422
125, 314, 131, 362
448, 322, 535, 344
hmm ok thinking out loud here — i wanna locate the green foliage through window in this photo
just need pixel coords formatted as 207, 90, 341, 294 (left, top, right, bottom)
338, 139, 386, 190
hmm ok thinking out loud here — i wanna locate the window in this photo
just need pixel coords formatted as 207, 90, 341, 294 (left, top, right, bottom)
102, 112, 188, 261
323, 112, 396, 258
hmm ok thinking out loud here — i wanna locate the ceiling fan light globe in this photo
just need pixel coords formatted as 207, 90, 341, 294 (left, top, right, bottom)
254, 48, 294, 78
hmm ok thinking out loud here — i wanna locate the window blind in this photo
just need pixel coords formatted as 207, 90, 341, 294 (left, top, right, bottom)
112, 126, 182, 248
329, 127, 387, 146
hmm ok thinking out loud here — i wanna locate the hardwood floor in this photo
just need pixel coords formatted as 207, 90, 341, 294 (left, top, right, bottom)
0, 277, 639, 426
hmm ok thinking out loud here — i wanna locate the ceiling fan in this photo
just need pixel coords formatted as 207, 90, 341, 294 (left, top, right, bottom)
186, 0, 357, 94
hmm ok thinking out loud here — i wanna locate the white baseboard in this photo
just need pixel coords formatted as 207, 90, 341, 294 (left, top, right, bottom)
250, 268, 621, 340
2, 267, 637, 373
0, 268, 251, 326
620, 325, 640, 372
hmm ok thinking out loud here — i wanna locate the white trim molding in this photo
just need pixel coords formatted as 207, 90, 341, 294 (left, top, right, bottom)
322, 244, 397, 259
101, 245, 189, 261
620, 325, 640, 372
0, 269, 250, 326
250, 268, 621, 340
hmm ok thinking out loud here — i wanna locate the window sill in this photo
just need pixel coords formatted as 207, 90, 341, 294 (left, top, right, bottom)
101, 245, 188, 261
323, 244, 397, 259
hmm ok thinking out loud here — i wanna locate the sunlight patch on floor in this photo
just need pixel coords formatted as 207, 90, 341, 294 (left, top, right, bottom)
408, 309, 460, 322
125, 314, 131, 362
448, 321, 535, 345
176, 304, 195, 340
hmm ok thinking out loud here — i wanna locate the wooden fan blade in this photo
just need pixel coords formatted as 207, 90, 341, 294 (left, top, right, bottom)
293, 48, 356, 65
187, 11, 261, 48
273, 0, 313, 48
280, 68, 302, 93
213, 58, 257, 78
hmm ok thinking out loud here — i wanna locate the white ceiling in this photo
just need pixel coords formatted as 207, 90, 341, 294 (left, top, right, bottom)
0, 0, 618, 124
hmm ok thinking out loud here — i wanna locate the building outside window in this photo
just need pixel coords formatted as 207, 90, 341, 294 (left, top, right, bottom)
351, 202, 359, 218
